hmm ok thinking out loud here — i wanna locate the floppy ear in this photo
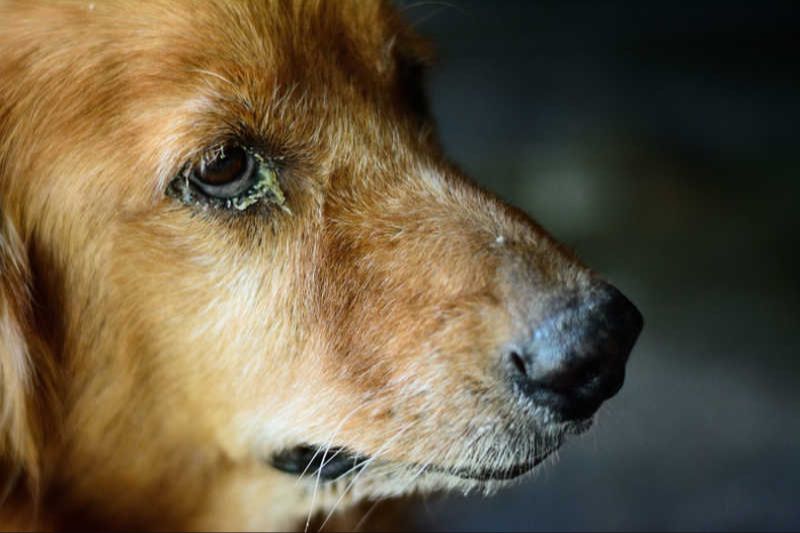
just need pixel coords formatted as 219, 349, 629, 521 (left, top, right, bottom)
0, 210, 39, 486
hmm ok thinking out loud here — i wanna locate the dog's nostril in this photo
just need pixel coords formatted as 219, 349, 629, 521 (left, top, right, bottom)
505, 283, 643, 421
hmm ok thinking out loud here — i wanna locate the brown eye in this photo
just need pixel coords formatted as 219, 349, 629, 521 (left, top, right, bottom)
189, 145, 257, 199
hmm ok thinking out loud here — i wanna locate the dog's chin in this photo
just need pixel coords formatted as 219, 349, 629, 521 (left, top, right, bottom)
269, 417, 592, 484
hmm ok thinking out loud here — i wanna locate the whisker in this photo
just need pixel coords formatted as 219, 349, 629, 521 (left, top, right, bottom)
316, 422, 415, 531
332, 420, 414, 482
400, 1, 461, 14
304, 446, 326, 533
353, 461, 430, 532
302, 396, 391, 531
295, 398, 374, 483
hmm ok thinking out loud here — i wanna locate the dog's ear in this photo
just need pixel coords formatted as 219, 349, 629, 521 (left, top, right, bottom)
0, 211, 39, 485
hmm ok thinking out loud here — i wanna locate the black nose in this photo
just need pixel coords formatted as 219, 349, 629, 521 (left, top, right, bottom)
507, 283, 643, 421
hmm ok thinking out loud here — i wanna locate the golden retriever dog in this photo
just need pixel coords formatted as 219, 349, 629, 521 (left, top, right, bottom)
0, 0, 643, 530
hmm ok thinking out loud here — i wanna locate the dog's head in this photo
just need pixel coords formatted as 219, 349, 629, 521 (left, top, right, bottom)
0, 1, 642, 529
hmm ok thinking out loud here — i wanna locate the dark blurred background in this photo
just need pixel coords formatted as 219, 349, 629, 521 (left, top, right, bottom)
394, 1, 799, 531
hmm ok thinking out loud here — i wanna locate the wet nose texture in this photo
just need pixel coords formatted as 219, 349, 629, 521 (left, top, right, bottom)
508, 283, 644, 421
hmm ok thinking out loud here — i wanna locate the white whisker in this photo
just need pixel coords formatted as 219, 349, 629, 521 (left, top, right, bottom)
316, 422, 415, 531
353, 461, 430, 531
295, 399, 373, 483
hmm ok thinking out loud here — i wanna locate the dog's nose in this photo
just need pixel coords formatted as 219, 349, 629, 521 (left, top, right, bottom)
507, 283, 643, 421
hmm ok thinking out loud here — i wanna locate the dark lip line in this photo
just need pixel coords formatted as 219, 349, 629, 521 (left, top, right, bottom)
429, 448, 556, 481
271, 445, 555, 482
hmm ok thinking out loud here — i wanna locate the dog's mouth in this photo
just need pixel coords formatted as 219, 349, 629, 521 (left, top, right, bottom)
269, 444, 557, 482
270, 419, 592, 483
270, 445, 370, 481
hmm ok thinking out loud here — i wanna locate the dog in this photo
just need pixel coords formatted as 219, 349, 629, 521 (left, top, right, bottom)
0, 0, 643, 530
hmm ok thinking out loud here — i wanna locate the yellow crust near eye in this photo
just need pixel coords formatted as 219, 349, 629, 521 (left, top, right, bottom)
231, 153, 289, 212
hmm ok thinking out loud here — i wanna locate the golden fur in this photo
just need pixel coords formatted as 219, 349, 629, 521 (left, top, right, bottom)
1, 1, 599, 530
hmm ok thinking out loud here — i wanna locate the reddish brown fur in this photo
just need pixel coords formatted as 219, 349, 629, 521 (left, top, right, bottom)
1, 1, 594, 530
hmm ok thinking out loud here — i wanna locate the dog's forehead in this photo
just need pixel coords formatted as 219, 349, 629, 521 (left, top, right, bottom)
0, 0, 435, 205
147, 2, 431, 132
1, 1, 429, 85
149, 0, 429, 81
137, 1, 436, 183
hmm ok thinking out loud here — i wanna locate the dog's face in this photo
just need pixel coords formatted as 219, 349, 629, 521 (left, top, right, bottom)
0, 1, 642, 529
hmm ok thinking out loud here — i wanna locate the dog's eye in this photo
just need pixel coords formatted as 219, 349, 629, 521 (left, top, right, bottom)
190, 145, 257, 199
168, 144, 287, 212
